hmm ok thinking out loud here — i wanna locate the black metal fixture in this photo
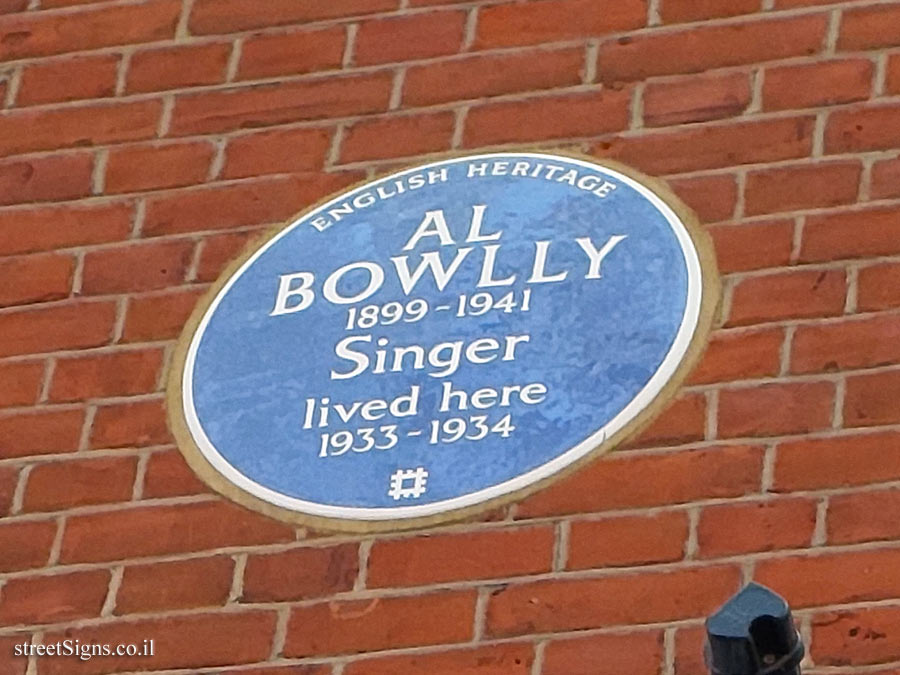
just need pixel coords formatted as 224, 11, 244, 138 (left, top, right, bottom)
706, 582, 805, 675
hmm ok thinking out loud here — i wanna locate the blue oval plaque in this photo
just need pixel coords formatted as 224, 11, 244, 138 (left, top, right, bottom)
168, 152, 719, 530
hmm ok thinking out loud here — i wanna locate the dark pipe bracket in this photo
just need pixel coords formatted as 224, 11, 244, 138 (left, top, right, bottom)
706, 583, 805, 675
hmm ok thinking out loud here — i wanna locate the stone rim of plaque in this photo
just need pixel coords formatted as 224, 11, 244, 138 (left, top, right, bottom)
167, 150, 721, 533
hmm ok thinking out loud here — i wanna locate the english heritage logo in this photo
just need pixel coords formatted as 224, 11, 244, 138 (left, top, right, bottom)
167, 152, 720, 531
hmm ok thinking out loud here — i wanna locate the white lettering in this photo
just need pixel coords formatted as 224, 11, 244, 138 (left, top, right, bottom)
478, 245, 516, 287
576, 235, 627, 279
322, 262, 385, 304
465, 204, 502, 243
391, 248, 472, 294
402, 209, 455, 250
331, 335, 371, 380
270, 272, 315, 316
527, 240, 568, 284
594, 180, 617, 197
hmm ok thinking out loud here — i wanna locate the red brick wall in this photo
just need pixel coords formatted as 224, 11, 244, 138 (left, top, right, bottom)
0, 0, 898, 673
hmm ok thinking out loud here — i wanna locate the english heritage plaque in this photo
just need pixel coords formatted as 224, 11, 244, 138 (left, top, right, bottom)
168, 152, 720, 531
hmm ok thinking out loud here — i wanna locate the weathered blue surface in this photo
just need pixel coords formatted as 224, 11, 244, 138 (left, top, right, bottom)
184, 153, 696, 517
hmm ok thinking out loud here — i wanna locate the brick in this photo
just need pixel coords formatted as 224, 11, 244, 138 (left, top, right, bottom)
196, 230, 259, 281
144, 173, 359, 236
643, 72, 751, 127
60, 500, 294, 563
596, 15, 827, 83
667, 174, 737, 223
0, 100, 162, 157
222, 128, 332, 179
0, 0, 180, 61
0, 570, 108, 625
367, 527, 553, 587
169, 72, 392, 136
105, 141, 215, 194
475, 0, 646, 48
0, 301, 115, 357
40, 0, 120, 7
487, 565, 740, 636
117, 556, 234, 614
0, 252, 74, 308
728, 269, 846, 327
756, 548, 900, 609
0, 361, 43, 407
127, 42, 230, 93
828, 489, 900, 545
0, 202, 131, 256
465, 89, 631, 147
718, 381, 834, 438
792, 314, 900, 374
0, 0, 24, 11
122, 287, 206, 342
143, 448, 210, 498
0, 466, 17, 516
242, 544, 358, 603
345, 644, 533, 675
594, 116, 816, 175
660, 0, 758, 22
189, 0, 397, 35
355, 11, 465, 65
341, 112, 455, 163
24, 455, 137, 512
801, 206, 900, 262
707, 220, 794, 273
0, 520, 56, 572
858, 262, 900, 311
688, 327, 784, 384
567, 511, 688, 569
763, 59, 873, 111
90, 399, 172, 448
812, 607, 900, 666
284, 591, 475, 657
826, 103, 900, 154
698, 498, 816, 558
0, 154, 94, 207
845, 370, 900, 428
403, 48, 584, 107
238, 27, 343, 80
228, 668, 330, 675
49, 348, 163, 402
776, 0, 868, 5
774, 431, 900, 492
871, 157, 900, 200
516, 445, 763, 518
625, 393, 706, 448
744, 162, 861, 216
0, 635, 28, 675
544, 631, 664, 675
0, 407, 84, 458
41, 611, 277, 674
889, 53, 900, 94
81, 240, 194, 294
839, 4, 900, 50
674, 626, 706, 675
18, 53, 119, 106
